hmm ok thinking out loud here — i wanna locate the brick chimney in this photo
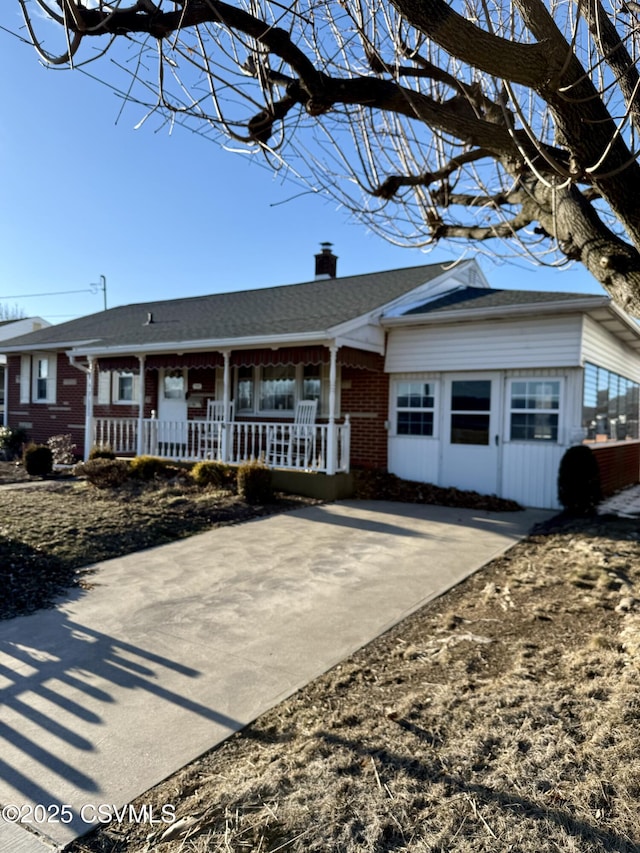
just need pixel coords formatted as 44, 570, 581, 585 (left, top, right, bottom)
314, 242, 338, 280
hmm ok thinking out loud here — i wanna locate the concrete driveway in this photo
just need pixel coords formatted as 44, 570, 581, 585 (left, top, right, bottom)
0, 500, 550, 851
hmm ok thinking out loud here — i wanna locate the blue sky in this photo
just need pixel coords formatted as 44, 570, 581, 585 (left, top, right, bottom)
0, 9, 603, 326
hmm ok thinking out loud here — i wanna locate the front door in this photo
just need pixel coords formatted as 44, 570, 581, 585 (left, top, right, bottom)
441, 373, 501, 495
157, 369, 188, 455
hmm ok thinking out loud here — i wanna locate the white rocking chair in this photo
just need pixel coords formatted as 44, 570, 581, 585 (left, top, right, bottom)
268, 399, 318, 468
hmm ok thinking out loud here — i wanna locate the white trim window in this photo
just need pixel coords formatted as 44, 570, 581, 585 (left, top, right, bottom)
236, 364, 328, 416
97, 371, 140, 405
395, 380, 436, 436
509, 379, 560, 442
20, 354, 57, 404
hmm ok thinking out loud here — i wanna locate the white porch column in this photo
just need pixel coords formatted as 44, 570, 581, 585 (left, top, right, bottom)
326, 344, 339, 475
137, 354, 146, 456
84, 357, 95, 461
222, 350, 231, 462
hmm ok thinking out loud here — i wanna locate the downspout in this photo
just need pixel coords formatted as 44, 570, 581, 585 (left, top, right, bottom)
2, 360, 8, 427
137, 354, 146, 456
222, 350, 230, 462
69, 354, 94, 460
327, 344, 339, 475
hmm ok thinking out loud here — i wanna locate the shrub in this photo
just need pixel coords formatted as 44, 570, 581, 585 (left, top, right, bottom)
47, 433, 77, 465
0, 425, 28, 460
237, 460, 273, 505
75, 458, 130, 488
88, 445, 116, 460
191, 461, 236, 490
558, 445, 602, 515
129, 455, 171, 481
23, 444, 54, 477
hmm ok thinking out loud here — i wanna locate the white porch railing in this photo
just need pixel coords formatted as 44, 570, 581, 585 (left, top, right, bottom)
92, 417, 350, 474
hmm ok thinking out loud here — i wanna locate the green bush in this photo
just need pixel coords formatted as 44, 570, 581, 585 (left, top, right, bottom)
558, 445, 602, 515
23, 444, 54, 477
191, 461, 236, 490
89, 445, 116, 460
75, 458, 130, 488
237, 460, 273, 505
0, 426, 28, 460
129, 455, 171, 481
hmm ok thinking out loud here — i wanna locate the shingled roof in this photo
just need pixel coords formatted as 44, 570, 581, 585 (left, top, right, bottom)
1, 263, 451, 352
403, 286, 605, 315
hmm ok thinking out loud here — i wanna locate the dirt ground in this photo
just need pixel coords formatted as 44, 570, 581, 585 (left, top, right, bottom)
63, 513, 640, 853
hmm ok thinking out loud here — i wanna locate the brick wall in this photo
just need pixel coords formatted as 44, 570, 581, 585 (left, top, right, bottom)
340, 357, 389, 469
7, 354, 86, 454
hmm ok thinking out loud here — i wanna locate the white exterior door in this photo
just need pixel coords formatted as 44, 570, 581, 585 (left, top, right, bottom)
156, 369, 188, 453
441, 373, 502, 495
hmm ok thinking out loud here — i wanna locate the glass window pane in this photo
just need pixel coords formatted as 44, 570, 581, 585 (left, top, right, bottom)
302, 365, 321, 403
119, 374, 135, 401
260, 365, 295, 411
163, 372, 184, 399
511, 413, 558, 441
237, 366, 253, 411
397, 411, 433, 436
451, 381, 491, 412
451, 413, 490, 444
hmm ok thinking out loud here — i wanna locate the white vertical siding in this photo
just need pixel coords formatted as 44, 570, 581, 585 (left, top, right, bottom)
581, 316, 640, 381
385, 315, 583, 373
501, 443, 565, 509
388, 438, 440, 484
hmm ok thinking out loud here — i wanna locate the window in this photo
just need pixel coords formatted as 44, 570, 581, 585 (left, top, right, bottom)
236, 364, 329, 415
237, 366, 254, 412
302, 364, 322, 404
24, 354, 56, 404
583, 363, 639, 440
162, 371, 184, 400
36, 359, 49, 401
510, 380, 560, 442
260, 365, 296, 411
97, 371, 140, 405
395, 381, 435, 436
118, 373, 135, 402
450, 380, 491, 445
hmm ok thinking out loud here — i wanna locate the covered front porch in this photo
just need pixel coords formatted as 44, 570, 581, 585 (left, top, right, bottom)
92, 414, 351, 474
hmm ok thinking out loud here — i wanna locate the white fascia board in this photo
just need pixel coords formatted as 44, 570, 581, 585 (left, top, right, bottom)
69, 331, 336, 359
2, 338, 101, 353
597, 301, 640, 342
381, 297, 610, 327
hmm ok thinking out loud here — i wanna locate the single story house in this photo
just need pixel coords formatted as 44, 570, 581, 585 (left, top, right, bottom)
3, 248, 640, 508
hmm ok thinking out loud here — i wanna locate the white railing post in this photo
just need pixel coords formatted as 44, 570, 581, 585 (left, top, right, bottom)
222, 350, 230, 462
136, 355, 145, 457
326, 344, 338, 475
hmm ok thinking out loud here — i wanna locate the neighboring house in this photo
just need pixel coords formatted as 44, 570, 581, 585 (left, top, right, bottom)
3, 249, 640, 508
0, 317, 51, 425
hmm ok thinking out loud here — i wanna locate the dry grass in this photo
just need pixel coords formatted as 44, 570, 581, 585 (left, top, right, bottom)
65, 515, 640, 853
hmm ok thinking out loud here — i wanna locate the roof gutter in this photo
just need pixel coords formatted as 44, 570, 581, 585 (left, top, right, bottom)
67, 330, 373, 359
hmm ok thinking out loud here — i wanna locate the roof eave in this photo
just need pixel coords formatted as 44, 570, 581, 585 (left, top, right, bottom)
381, 296, 611, 327
69, 331, 340, 358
